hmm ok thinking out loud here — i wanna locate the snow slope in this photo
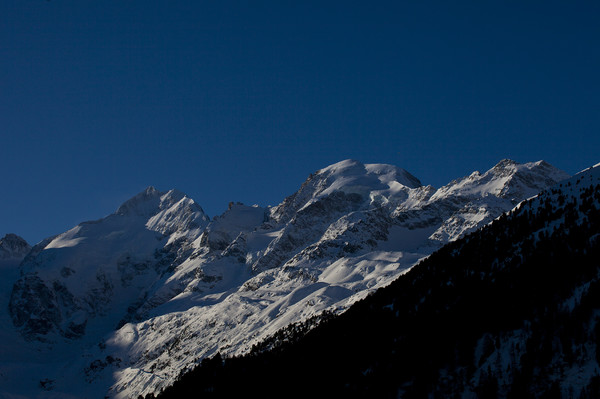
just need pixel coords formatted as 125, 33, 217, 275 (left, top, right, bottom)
0, 159, 570, 398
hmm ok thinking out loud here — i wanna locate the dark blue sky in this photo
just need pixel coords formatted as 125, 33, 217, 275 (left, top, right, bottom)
1, 1, 599, 244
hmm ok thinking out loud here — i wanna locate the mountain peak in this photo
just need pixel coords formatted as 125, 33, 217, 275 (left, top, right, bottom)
271, 159, 423, 224
485, 159, 520, 179
487, 159, 570, 200
0, 233, 31, 261
534, 159, 551, 167
495, 158, 518, 167
315, 159, 422, 192
1, 233, 27, 243
430, 159, 570, 204
316, 159, 363, 175
116, 186, 164, 217
113, 187, 209, 236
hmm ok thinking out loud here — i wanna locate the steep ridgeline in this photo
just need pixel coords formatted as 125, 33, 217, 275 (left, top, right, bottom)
154, 163, 600, 399
1, 159, 568, 398
9, 187, 209, 342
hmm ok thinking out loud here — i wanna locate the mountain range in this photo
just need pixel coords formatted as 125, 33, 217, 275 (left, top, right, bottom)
154, 162, 600, 398
0, 159, 571, 398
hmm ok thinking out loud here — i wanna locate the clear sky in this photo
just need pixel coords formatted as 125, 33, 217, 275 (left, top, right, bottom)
1, 1, 599, 244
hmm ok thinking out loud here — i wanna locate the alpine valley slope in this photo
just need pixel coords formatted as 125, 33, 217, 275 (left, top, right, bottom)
1, 159, 569, 398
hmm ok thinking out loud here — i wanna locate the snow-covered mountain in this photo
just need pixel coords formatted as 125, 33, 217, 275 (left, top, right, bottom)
0, 159, 569, 398
155, 162, 600, 399
9, 187, 209, 343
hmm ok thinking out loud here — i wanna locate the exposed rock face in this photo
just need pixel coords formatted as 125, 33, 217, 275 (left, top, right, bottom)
0, 233, 30, 264
9, 275, 65, 338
